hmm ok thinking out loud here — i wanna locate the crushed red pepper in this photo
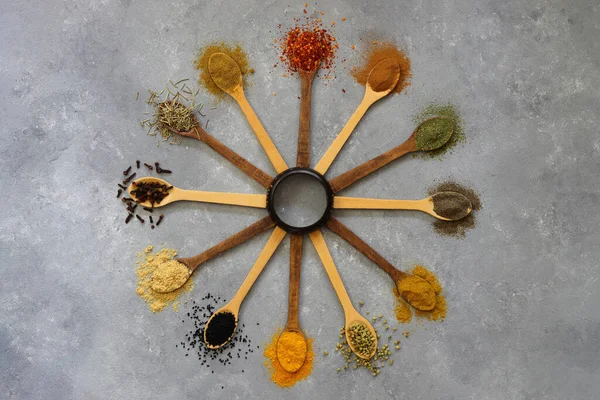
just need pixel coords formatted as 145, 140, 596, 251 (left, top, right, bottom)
278, 18, 338, 78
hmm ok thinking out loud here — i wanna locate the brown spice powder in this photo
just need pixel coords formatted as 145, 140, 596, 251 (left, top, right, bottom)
393, 265, 446, 323
351, 42, 411, 94
194, 42, 251, 100
429, 181, 482, 237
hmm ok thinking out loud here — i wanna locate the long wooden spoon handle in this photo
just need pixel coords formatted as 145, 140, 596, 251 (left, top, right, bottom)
308, 230, 353, 319
333, 196, 424, 210
228, 227, 287, 311
314, 97, 371, 174
182, 126, 273, 189
287, 235, 303, 329
236, 91, 288, 173
178, 190, 267, 208
326, 217, 403, 282
297, 72, 315, 168
178, 216, 274, 272
329, 137, 416, 193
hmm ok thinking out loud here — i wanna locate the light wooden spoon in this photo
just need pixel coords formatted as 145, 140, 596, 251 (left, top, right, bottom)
204, 227, 287, 349
150, 216, 274, 293
128, 177, 266, 209
329, 117, 454, 193
333, 191, 472, 221
308, 230, 377, 359
208, 52, 288, 173
326, 217, 436, 311
314, 58, 401, 174
277, 234, 307, 372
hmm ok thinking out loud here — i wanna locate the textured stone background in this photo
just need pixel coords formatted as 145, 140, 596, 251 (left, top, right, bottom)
1, 0, 599, 399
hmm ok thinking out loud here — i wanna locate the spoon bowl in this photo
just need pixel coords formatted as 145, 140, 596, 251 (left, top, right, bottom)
208, 53, 243, 94
204, 308, 239, 350
345, 315, 378, 360
366, 58, 401, 94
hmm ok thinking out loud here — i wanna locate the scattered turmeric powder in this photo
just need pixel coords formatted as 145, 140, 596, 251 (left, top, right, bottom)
194, 42, 251, 100
397, 275, 436, 311
264, 328, 314, 387
276, 331, 307, 372
135, 246, 194, 313
392, 265, 446, 323
351, 42, 411, 94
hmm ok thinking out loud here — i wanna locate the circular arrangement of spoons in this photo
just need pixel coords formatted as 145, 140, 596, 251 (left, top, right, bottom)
130, 53, 465, 363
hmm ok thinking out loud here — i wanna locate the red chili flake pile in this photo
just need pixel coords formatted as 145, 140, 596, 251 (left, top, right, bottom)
278, 18, 338, 77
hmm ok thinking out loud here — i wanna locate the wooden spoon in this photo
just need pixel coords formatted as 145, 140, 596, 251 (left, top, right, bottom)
151, 216, 274, 293
326, 217, 435, 311
308, 230, 377, 359
277, 234, 307, 372
208, 53, 288, 173
204, 227, 287, 349
333, 191, 472, 221
165, 119, 273, 189
296, 69, 317, 168
128, 177, 267, 209
313, 58, 400, 174
329, 117, 454, 193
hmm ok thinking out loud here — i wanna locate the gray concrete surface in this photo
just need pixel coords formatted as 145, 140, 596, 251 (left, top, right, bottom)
1, 0, 599, 399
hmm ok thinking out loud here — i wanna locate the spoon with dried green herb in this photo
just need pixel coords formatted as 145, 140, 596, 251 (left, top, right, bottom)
329, 117, 455, 193
333, 191, 472, 221
128, 177, 267, 209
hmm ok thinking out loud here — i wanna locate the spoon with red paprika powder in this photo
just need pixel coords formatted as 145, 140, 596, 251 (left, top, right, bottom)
314, 58, 400, 174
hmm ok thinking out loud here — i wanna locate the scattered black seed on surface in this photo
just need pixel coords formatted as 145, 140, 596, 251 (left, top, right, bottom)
144, 163, 154, 170
136, 215, 145, 223
125, 214, 133, 224
178, 293, 253, 372
118, 184, 127, 190
149, 216, 153, 224
136, 160, 140, 168
157, 214, 164, 226
117, 189, 123, 198
123, 166, 132, 176
123, 172, 136, 184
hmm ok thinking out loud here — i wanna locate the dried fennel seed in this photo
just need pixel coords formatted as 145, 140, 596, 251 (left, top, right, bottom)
333, 307, 402, 377
142, 79, 203, 143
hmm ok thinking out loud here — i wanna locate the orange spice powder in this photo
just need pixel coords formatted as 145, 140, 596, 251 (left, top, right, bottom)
393, 265, 447, 323
351, 42, 411, 94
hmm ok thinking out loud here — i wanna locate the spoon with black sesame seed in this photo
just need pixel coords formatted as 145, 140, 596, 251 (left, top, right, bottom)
333, 191, 472, 221
128, 177, 267, 209
308, 230, 377, 359
204, 227, 287, 349
329, 117, 454, 193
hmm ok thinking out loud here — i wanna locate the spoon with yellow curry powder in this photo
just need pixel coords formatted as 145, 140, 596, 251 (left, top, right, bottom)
333, 191, 472, 221
150, 216, 275, 293
309, 230, 377, 359
208, 52, 288, 174
326, 217, 436, 311
128, 177, 266, 209
204, 227, 287, 349
314, 58, 400, 175
329, 117, 455, 193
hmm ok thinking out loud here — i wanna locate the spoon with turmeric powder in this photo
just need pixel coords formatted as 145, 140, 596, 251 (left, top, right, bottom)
128, 177, 267, 209
313, 58, 401, 175
326, 217, 436, 311
333, 191, 473, 221
329, 117, 454, 193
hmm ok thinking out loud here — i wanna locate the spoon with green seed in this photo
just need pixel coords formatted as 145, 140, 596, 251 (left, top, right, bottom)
329, 117, 455, 193
333, 191, 472, 221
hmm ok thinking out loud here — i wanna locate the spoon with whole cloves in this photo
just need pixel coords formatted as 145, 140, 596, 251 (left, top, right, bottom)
333, 191, 472, 221
329, 116, 455, 193
128, 177, 267, 209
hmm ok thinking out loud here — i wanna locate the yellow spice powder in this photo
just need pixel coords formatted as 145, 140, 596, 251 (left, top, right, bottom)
264, 329, 314, 388
135, 247, 194, 313
397, 275, 436, 310
194, 42, 251, 100
392, 265, 447, 323
150, 260, 190, 293
276, 331, 307, 372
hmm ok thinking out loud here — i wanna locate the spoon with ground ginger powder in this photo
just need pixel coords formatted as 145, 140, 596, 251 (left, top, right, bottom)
128, 177, 267, 209
309, 230, 377, 359
204, 227, 287, 349
150, 216, 275, 293
326, 217, 436, 311
314, 58, 401, 175
333, 191, 472, 221
208, 52, 288, 174
329, 117, 454, 193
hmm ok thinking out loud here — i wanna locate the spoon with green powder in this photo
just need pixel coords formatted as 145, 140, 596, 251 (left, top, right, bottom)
329, 117, 455, 193
334, 191, 472, 221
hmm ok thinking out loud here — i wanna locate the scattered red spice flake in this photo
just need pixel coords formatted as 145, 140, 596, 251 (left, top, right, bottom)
303, 9, 307, 14
342, 89, 346, 93
342, 17, 346, 21
279, 20, 337, 74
